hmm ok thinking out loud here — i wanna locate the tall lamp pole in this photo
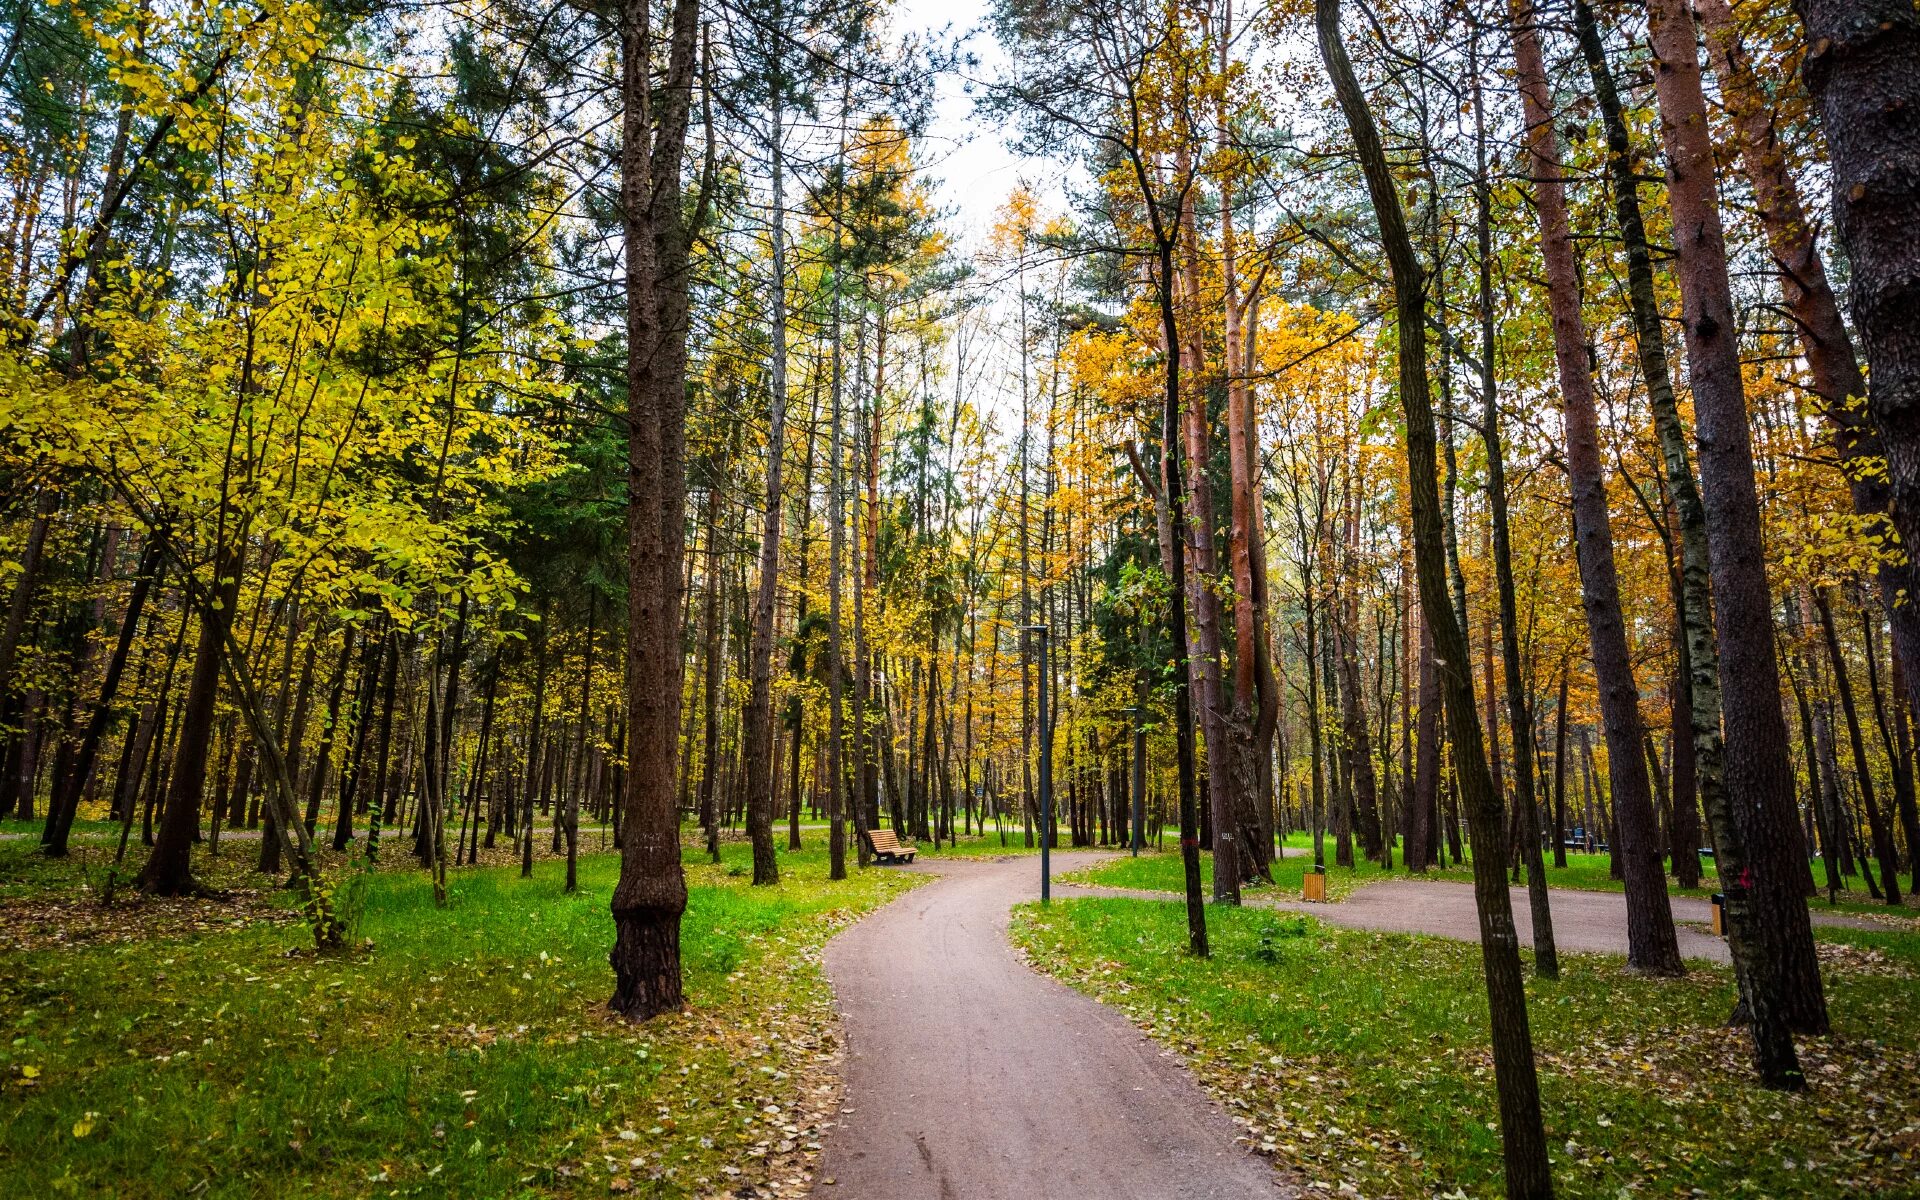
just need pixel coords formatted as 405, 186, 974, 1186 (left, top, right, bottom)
1128, 704, 1146, 856
1023, 624, 1053, 903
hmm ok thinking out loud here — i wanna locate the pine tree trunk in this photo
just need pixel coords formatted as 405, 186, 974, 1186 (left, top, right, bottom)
825, 107, 849, 877
1696, 0, 1920, 714
1638, 0, 1829, 1035
1218, 42, 1277, 884
1477, 21, 1557, 975
608, 0, 698, 1021
1511, 0, 1679, 975
740, 86, 790, 887
1177, 222, 1242, 905
1792, 0, 1920, 664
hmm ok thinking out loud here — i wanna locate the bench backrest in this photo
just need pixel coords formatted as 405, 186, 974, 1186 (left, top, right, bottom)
868, 828, 904, 852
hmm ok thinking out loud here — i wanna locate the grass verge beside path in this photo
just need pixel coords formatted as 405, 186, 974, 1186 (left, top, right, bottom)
1063, 834, 1396, 900
1013, 898, 1920, 1198
2, 839, 920, 1199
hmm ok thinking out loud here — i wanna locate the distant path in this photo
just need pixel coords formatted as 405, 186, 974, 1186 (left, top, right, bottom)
1062, 877, 1890, 966
815, 851, 1286, 1199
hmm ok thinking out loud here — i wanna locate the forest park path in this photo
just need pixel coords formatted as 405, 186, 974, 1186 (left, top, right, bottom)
1064, 875, 1892, 966
814, 850, 1287, 1200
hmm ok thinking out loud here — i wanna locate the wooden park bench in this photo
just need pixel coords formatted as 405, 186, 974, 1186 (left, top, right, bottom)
866, 828, 917, 864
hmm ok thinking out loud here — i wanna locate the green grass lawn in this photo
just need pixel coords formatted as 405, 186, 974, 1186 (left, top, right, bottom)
1012, 897, 1920, 1198
1064, 832, 1399, 900
0, 815, 120, 838
1430, 849, 1719, 897
1, 837, 920, 1199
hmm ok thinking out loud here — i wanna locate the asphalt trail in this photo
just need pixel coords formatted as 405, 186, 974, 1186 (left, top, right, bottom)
1060, 875, 1892, 966
814, 851, 1286, 1200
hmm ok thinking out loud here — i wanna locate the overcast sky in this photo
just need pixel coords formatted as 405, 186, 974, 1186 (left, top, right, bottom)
891, 0, 1068, 250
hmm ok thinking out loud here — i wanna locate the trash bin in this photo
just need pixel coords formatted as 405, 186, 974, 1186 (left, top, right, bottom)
1303, 865, 1327, 903
1710, 892, 1726, 937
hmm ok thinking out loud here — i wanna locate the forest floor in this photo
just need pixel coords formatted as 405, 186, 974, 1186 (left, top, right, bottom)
9, 827, 1913, 1199
0, 834, 925, 1199
1023, 851, 1920, 1198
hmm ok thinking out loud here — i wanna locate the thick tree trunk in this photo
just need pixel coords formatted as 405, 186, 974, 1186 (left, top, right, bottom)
1696, 0, 1920, 711
609, 0, 698, 1021
139, 547, 243, 895
1877, 624, 1920, 891
1638, 0, 1829, 1037
1793, 0, 1920, 679
1178, 311, 1240, 902
1218, 63, 1277, 884
1570, 0, 1733, 906
1513, 0, 1680, 976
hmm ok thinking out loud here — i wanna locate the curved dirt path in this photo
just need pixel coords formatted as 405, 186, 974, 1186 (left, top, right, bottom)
1061, 876, 1894, 966
815, 851, 1286, 1199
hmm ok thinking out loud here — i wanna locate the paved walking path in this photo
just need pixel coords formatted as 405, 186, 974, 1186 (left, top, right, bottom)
1061, 876, 1890, 966
815, 851, 1286, 1199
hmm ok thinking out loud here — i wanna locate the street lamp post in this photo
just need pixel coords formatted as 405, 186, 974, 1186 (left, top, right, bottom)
1128, 704, 1146, 857
1022, 624, 1053, 903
